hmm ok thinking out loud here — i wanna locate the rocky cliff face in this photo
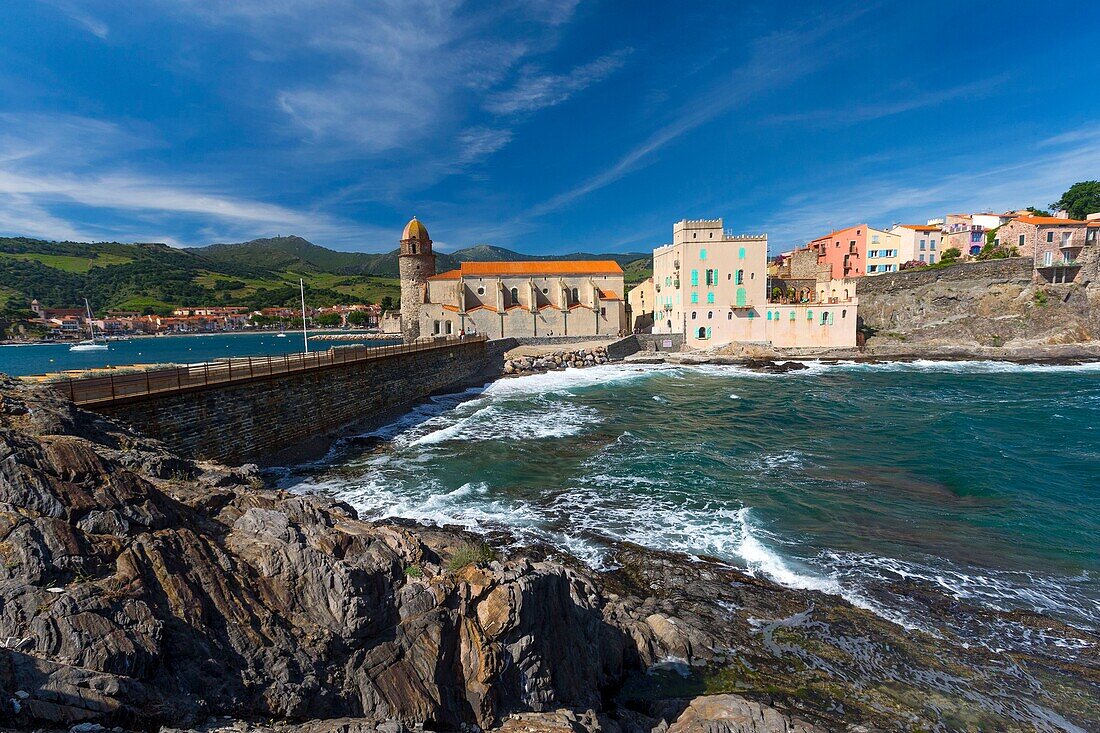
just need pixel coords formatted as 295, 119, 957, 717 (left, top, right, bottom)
1, 377, 1097, 732
857, 251, 1100, 351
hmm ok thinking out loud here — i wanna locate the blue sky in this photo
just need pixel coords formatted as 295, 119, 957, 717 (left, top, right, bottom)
2, 1, 1099, 255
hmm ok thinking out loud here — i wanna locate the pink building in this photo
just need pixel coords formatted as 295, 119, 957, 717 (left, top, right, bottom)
808, 225, 867, 279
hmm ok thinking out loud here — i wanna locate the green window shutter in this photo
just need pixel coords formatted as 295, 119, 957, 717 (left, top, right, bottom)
707, 292, 715, 304
706, 327, 711, 339
691, 269, 699, 286
738, 247, 746, 259
789, 310, 795, 321
736, 288, 746, 307
807, 310, 813, 320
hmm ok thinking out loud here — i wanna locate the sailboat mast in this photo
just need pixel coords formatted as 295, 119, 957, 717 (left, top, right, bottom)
300, 278, 309, 354
84, 298, 97, 341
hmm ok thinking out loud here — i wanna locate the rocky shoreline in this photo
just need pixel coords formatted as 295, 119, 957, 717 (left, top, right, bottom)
1, 376, 1098, 732
503, 346, 610, 376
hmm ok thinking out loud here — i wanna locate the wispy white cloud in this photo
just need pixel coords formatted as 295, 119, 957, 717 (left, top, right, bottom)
39, 0, 109, 39
485, 48, 632, 115
766, 76, 1007, 126
522, 9, 868, 220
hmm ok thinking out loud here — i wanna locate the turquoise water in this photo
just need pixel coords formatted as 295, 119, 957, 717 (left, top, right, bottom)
0, 332, 397, 376
281, 360, 1100, 657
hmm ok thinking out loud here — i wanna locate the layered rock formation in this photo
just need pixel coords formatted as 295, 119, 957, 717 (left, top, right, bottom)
503, 347, 610, 376
1, 377, 1097, 732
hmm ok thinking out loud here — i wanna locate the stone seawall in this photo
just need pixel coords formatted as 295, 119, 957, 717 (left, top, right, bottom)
96, 340, 498, 465
856, 258, 1032, 295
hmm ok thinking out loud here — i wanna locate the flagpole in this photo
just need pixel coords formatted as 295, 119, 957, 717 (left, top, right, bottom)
300, 278, 309, 353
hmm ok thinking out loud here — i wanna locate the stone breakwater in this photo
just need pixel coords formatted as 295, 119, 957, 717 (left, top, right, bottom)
0, 376, 1097, 732
503, 346, 609, 375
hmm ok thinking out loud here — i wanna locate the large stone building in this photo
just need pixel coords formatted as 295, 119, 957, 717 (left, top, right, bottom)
651, 219, 856, 349
396, 217, 628, 339
994, 215, 1091, 283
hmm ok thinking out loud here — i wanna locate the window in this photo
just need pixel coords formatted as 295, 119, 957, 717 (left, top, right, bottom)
929, 254, 936, 263
432, 320, 440, 335
738, 247, 746, 259
691, 311, 697, 320
807, 310, 813, 320
930, 241, 936, 250
727, 273, 732, 280
872, 234, 880, 244
736, 269, 744, 285
706, 292, 715, 304
1018, 234, 1026, 247
707, 310, 713, 319
821, 312, 828, 325
600, 307, 606, 316
691, 292, 698, 304
789, 311, 795, 321
697, 326, 706, 338
700, 248, 707, 260
477, 286, 485, 296
1043, 251, 1053, 266
919, 254, 925, 262
445, 320, 453, 335
766, 310, 772, 321
868, 265, 877, 273
571, 287, 579, 303
665, 276, 672, 286
542, 288, 548, 294
1047, 231, 1054, 242
705, 269, 715, 286
691, 269, 699, 286
510, 287, 519, 305
747, 310, 754, 320
842, 309, 847, 318
736, 287, 746, 307
920, 240, 926, 250
727, 312, 733, 320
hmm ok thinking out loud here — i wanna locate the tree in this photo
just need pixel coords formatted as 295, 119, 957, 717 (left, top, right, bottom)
1050, 181, 1100, 220
347, 310, 370, 326
315, 312, 342, 327
380, 295, 395, 311
940, 247, 962, 264
1026, 206, 1052, 217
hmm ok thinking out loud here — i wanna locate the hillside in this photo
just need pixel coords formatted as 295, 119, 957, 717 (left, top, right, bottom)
0, 235, 653, 317
194, 237, 651, 279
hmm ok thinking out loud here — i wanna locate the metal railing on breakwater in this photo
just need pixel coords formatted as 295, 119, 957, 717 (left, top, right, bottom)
57, 334, 487, 407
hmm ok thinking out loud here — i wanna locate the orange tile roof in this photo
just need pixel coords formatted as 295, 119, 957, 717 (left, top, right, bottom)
428, 269, 461, 281
441, 304, 460, 312
599, 289, 620, 300
896, 224, 941, 231
1087, 220, 1100, 227
458, 260, 623, 276
1013, 216, 1087, 225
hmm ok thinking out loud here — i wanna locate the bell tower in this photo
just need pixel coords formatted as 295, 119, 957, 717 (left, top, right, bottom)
398, 216, 435, 342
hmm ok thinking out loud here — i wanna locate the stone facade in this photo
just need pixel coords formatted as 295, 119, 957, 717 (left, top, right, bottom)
420, 261, 627, 339
398, 217, 436, 342
96, 339, 496, 465
994, 216, 1090, 283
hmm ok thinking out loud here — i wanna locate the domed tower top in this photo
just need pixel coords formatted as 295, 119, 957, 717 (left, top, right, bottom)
400, 216, 432, 256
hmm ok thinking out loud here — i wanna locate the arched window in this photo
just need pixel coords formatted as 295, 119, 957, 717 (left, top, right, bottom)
691, 311, 697, 320
432, 320, 440, 335
697, 326, 706, 338
445, 320, 453, 334
412, 243, 418, 254
666, 319, 672, 328
767, 311, 772, 321
510, 287, 519, 305
727, 311, 733, 320
842, 309, 847, 318
707, 310, 713, 319
706, 292, 715, 304
844, 289, 849, 300
736, 269, 744, 285
571, 287, 579, 303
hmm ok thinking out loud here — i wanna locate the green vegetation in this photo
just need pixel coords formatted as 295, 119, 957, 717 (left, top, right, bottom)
403, 565, 423, 578
1050, 180, 1100, 221
975, 242, 1018, 260
1026, 206, 1052, 217
621, 257, 653, 287
1, 234, 649, 325
446, 542, 497, 571
939, 247, 962, 265
1033, 289, 1049, 307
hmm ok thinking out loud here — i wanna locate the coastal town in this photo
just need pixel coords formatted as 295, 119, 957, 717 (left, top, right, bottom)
17, 201, 1099, 356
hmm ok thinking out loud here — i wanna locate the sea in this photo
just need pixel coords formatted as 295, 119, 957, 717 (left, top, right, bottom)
277, 359, 1100, 663
0, 332, 397, 377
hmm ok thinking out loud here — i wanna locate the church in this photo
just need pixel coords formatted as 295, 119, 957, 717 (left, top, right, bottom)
397, 217, 628, 341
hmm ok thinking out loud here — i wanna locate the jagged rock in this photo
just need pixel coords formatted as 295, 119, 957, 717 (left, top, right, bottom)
666, 695, 824, 733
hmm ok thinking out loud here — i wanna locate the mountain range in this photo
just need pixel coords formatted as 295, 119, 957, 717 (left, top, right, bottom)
0, 235, 652, 316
